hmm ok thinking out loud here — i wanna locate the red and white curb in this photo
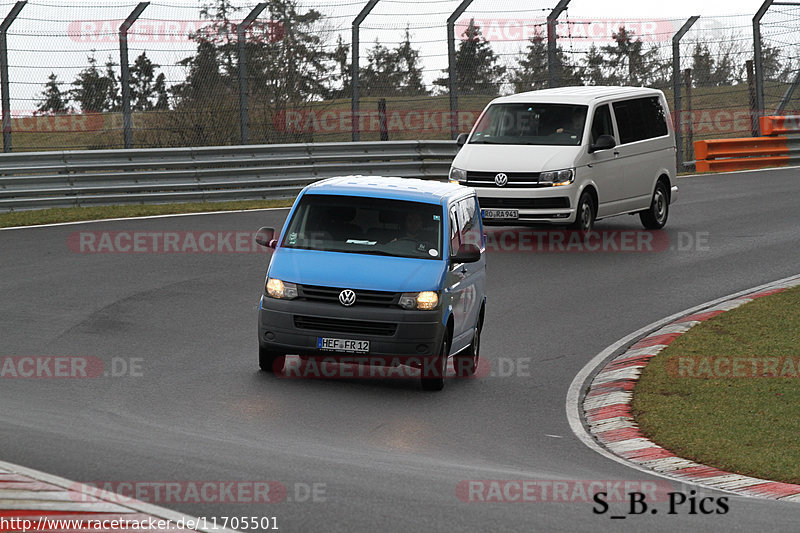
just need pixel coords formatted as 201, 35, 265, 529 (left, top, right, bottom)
568, 274, 800, 502
0, 460, 236, 532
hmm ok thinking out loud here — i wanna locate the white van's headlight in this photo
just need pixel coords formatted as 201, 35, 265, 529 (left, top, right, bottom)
399, 291, 440, 310
539, 168, 575, 186
449, 167, 467, 183
266, 278, 298, 299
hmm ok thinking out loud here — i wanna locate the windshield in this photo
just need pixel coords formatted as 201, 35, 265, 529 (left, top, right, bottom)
470, 103, 588, 146
282, 194, 443, 260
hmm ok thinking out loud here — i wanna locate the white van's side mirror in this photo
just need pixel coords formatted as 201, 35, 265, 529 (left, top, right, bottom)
589, 134, 616, 153
456, 133, 469, 147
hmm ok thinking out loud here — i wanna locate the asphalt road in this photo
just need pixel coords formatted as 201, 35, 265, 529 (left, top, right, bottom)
2, 167, 800, 532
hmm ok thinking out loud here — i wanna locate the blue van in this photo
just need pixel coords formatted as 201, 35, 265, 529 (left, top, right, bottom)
255, 176, 486, 391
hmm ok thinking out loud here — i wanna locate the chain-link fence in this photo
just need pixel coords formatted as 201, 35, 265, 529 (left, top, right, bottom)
2, 0, 798, 154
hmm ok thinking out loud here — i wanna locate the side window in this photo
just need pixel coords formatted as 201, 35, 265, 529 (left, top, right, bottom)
613, 96, 668, 144
612, 100, 636, 144
459, 197, 482, 249
449, 205, 461, 257
590, 104, 614, 144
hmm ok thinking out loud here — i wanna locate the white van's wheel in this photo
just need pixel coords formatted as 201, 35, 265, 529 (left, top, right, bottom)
640, 181, 669, 229
570, 191, 595, 232
259, 346, 285, 373
421, 336, 448, 391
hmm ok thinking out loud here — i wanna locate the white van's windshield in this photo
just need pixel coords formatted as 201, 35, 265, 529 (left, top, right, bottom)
282, 194, 443, 260
470, 103, 587, 146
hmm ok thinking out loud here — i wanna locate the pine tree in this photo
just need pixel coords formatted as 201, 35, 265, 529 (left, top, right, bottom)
601, 26, 661, 86
433, 19, 506, 96
130, 52, 160, 111
70, 55, 113, 112
583, 45, 607, 85
394, 28, 428, 96
36, 73, 70, 115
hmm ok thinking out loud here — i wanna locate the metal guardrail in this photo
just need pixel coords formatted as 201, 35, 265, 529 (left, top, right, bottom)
0, 140, 459, 212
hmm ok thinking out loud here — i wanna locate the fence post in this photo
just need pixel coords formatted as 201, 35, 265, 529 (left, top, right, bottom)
351, 0, 379, 142
672, 16, 699, 170
776, 69, 800, 114
684, 69, 694, 161
119, 2, 149, 149
0, 1, 26, 153
378, 98, 388, 141
752, 0, 773, 136
547, 0, 570, 88
746, 60, 760, 137
237, 3, 267, 145
447, 0, 474, 140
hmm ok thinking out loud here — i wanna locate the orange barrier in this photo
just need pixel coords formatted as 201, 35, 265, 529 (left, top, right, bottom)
760, 115, 800, 136
693, 136, 790, 172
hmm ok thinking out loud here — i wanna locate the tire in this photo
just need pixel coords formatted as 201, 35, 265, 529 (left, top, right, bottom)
455, 317, 482, 377
421, 335, 448, 391
640, 181, 669, 229
570, 191, 595, 232
259, 345, 285, 374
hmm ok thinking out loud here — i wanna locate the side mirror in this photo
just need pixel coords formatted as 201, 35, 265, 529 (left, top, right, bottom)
589, 134, 616, 153
452, 243, 482, 264
255, 227, 277, 249
456, 133, 469, 147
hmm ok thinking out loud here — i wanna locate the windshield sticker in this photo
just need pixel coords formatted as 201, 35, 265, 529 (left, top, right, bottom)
429, 249, 439, 257
288, 233, 297, 245
346, 239, 378, 246
433, 215, 441, 221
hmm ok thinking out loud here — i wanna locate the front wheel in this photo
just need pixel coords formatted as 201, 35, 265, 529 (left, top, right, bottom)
259, 346, 285, 373
640, 181, 669, 229
455, 319, 481, 377
421, 336, 448, 391
570, 191, 595, 232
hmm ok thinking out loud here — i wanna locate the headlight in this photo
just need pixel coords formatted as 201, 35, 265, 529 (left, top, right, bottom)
399, 291, 440, 310
266, 278, 298, 299
449, 167, 467, 183
539, 168, 575, 186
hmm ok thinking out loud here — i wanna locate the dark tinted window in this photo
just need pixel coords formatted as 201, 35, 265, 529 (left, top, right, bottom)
612, 96, 668, 144
590, 104, 614, 144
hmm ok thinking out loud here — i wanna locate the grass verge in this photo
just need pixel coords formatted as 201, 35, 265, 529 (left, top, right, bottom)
0, 199, 293, 229
632, 285, 800, 484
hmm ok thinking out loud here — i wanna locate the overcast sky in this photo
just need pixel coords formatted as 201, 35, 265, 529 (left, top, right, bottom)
1, 0, 792, 113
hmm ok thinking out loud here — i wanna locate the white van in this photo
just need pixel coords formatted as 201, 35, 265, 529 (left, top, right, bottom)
449, 86, 678, 230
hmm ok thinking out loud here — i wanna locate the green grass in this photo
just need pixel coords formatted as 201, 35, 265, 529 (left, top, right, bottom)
0, 199, 292, 229
632, 285, 800, 483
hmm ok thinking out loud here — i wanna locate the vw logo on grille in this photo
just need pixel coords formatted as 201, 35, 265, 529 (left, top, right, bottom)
494, 173, 508, 187
339, 289, 356, 306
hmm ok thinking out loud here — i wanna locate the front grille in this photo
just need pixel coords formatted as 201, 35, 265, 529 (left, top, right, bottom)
479, 197, 570, 209
298, 284, 398, 307
294, 315, 397, 336
467, 171, 545, 188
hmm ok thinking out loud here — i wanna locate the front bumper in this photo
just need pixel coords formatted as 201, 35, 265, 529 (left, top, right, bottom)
258, 295, 446, 359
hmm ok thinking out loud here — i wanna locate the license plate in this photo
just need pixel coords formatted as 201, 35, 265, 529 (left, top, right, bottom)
317, 337, 370, 353
482, 209, 519, 219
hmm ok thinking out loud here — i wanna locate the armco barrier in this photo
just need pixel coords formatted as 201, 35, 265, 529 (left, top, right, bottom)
0, 140, 459, 212
694, 115, 800, 172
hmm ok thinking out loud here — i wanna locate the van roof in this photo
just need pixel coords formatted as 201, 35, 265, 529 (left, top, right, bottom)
492, 86, 663, 105
304, 175, 469, 204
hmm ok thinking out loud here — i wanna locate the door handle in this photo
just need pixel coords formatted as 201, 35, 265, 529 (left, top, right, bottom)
459, 266, 468, 274
613, 150, 620, 156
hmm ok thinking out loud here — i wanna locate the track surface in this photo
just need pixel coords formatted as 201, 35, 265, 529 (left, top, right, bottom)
2, 168, 800, 531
